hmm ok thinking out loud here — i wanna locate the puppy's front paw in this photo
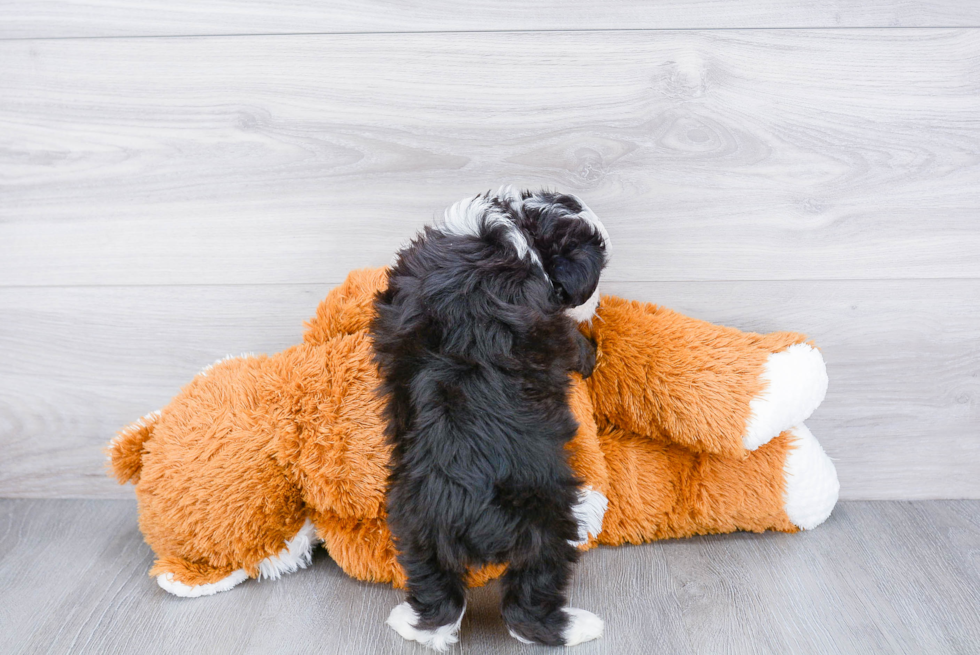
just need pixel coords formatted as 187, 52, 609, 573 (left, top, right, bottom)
576, 334, 597, 379
569, 486, 608, 547
506, 607, 604, 647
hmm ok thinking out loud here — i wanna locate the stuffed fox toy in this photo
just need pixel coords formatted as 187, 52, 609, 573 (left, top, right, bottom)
108, 263, 838, 599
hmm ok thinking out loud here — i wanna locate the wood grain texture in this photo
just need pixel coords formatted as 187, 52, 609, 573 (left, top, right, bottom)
1, 499, 978, 654
2, 29, 980, 286
1, 279, 976, 500
2, 1, 980, 39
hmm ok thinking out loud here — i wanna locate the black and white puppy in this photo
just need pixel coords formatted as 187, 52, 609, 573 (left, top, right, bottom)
370, 188, 610, 650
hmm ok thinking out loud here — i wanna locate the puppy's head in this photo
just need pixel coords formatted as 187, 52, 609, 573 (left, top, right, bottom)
513, 190, 609, 322
436, 187, 609, 321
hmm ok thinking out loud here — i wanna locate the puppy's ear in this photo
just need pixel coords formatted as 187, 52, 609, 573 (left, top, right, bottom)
549, 239, 605, 308
515, 189, 609, 308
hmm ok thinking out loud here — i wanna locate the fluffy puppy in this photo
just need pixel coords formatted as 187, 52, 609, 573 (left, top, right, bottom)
369, 188, 609, 650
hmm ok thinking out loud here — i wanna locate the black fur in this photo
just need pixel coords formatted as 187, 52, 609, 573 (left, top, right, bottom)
369, 190, 607, 646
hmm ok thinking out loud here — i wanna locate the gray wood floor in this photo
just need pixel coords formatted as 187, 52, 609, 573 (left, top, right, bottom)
2, 499, 978, 654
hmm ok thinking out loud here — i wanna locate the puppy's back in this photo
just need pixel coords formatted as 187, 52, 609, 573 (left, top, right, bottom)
370, 215, 583, 485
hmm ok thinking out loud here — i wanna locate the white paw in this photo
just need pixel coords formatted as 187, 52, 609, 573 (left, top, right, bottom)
743, 343, 828, 450
386, 601, 465, 652
565, 286, 601, 323
563, 607, 604, 646
569, 486, 608, 547
256, 518, 320, 581
784, 424, 839, 530
156, 569, 249, 598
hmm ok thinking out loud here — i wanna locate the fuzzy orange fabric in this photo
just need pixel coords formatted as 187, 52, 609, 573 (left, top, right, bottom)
583, 296, 807, 459
108, 267, 819, 590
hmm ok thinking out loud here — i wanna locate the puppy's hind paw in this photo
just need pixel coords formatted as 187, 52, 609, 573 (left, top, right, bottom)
573, 332, 598, 379
562, 607, 604, 646
506, 607, 604, 647
386, 601, 464, 652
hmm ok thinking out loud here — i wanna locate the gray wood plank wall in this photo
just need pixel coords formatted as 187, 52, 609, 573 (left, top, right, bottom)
3, 1, 980, 38
1, 5, 978, 499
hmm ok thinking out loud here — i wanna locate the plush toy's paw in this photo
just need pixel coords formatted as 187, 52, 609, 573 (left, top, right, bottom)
156, 569, 249, 598
155, 519, 319, 598
743, 343, 828, 451
784, 424, 839, 530
255, 519, 319, 581
386, 601, 465, 652
569, 486, 608, 547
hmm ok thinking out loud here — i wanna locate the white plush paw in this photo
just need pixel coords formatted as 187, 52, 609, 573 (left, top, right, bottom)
784, 424, 839, 530
569, 486, 609, 547
743, 343, 828, 451
256, 518, 319, 581
156, 569, 249, 598
386, 601, 465, 652
563, 607, 604, 646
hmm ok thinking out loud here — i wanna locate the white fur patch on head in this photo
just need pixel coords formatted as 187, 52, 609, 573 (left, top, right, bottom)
784, 424, 839, 530
257, 518, 320, 581
743, 343, 828, 450
562, 607, 604, 646
156, 569, 249, 598
386, 601, 466, 652
569, 486, 608, 547
521, 191, 612, 255
567, 195, 612, 256
494, 184, 525, 212
438, 192, 540, 266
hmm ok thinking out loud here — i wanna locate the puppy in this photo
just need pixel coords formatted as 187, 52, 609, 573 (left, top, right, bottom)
369, 187, 610, 649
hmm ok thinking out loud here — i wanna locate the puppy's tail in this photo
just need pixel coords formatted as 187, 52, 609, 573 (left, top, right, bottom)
106, 410, 161, 484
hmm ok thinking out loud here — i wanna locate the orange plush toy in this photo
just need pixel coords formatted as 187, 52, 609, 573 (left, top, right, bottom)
108, 265, 838, 599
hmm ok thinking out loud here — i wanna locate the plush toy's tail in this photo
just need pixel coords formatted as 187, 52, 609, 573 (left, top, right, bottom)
106, 410, 161, 484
